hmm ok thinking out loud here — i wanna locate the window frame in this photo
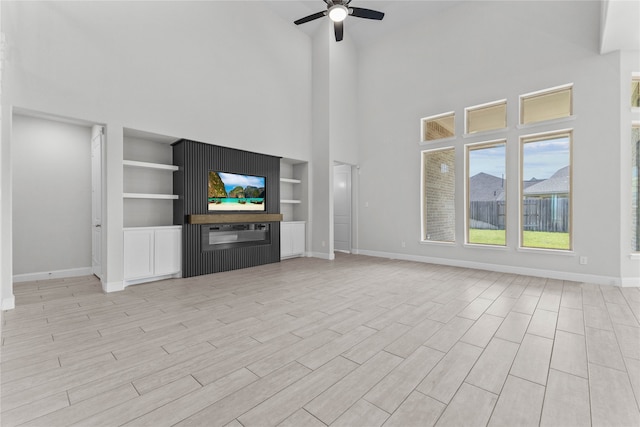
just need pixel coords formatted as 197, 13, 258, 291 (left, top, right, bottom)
421, 146, 456, 244
519, 84, 573, 126
420, 111, 456, 143
464, 100, 507, 135
465, 139, 507, 247
519, 129, 573, 252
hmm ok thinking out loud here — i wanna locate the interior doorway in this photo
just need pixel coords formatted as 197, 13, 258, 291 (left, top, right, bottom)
333, 163, 352, 253
11, 109, 104, 285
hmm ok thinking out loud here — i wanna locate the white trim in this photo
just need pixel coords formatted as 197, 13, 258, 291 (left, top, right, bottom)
103, 280, 125, 293
419, 240, 456, 246
516, 115, 577, 131
122, 160, 178, 171
630, 253, 640, 260
13, 267, 93, 283
520, 83, 574, 99
123, 273, 181, 287
621, 277, 640, 287
516, 247, 576, 257
418, 136, 456, 147
1, 296, 16, 311
309, 251, 335, 260
357, 249, 633, 287
462, 128, 509, 140
463, 243, 508, 251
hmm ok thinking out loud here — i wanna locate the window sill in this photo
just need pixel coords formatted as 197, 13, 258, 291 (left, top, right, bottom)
516, 247, 576, 256
516, 115, 577, 130
420, 240, 456, 246
463, 128, 508, 140
630, 253, 640, 260
419, 136, 456, 147
464, 243, 508, 251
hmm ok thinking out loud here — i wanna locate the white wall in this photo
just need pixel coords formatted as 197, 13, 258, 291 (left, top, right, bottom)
12, 114, 92, 276
356, 1, 638, 284
1, 1, 313, 301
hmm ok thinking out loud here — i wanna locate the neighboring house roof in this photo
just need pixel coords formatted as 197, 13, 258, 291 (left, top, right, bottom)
469, 172, 505, 201
524, 165, 570, 196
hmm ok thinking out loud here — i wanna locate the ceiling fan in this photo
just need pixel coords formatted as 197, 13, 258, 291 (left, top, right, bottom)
294, 0, 385, 42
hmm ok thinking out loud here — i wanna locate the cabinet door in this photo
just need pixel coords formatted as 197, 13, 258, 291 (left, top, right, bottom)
154, 228, 181, 276
291, 223, 306, 255
280, 222, 293, 258
123, 229, 154, 279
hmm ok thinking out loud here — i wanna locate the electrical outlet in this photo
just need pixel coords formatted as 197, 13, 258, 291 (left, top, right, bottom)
579, 256, 588, 265
365, 202, 369, 208
401, 241, 406, 248
321, 241, 326, 247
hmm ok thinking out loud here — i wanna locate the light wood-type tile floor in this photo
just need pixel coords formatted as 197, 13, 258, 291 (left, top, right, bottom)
1, 254, 639, 426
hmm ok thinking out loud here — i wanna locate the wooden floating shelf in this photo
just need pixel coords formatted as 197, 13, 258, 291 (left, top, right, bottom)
188, 213, 283, 225
123, 160, 179, 171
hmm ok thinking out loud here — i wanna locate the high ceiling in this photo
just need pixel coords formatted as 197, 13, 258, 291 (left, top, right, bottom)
264, 0, 463, 47
264, 0, 639, 52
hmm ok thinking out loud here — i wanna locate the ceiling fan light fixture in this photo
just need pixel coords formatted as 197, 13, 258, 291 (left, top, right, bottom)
328, 5, 348, 22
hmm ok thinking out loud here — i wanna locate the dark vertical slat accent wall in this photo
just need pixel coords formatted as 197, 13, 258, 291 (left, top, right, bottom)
172, 139, 281, 278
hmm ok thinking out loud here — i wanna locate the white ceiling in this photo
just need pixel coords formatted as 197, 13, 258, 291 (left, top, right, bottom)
265, 0, 639, 52
263, 0, 463, 47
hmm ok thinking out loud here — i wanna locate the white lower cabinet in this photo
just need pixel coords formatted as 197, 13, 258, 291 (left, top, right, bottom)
281, 221, 305, 259
124, 226, 181, 285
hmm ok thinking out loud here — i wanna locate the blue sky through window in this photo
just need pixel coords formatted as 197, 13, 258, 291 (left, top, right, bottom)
523, 136, 570, 181
469, 143, 506, 179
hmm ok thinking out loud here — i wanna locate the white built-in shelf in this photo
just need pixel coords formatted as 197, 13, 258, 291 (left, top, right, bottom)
123, 160, 179, 171
123, 193, 179, 200
281, 199, 301, 204
280, 177, 301, 184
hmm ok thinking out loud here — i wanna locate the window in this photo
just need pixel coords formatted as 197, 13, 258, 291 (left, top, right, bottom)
520, 85, 572, 125
633, 126, 639, 251
422, 112, 455, 142
521, 131, 572, 250
467, 141, 506, 245
465, 101, 507, 134
422, 148, 455, 242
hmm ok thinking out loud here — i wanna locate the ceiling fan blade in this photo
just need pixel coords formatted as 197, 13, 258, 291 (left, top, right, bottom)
349, 7, 384, 20
294, 11, 326, 25
334, 21, 344, 42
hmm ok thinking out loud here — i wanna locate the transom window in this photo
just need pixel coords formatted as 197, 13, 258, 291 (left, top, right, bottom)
465, 101, 507, 134
421, 112, 455, 142
520, 85, 572, 125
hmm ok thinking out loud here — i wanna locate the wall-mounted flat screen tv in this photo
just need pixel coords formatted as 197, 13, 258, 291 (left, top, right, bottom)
208, 171, 266, 211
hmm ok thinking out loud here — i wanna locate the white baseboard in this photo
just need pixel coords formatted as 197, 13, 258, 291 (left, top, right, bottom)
13, 267, 93, 283
357, 249, 637, 287
1, 295, 16, 311
309, 251, 335, 260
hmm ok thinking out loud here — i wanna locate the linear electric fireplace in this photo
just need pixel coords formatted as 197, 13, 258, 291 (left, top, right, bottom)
201, 223, 270, 251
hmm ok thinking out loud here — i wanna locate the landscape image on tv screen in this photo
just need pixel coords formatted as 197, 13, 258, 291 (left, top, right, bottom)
208, 171, 266, 211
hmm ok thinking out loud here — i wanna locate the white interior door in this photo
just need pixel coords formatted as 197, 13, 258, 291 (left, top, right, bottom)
91, 126, 103, 279
333, 164, 351, 253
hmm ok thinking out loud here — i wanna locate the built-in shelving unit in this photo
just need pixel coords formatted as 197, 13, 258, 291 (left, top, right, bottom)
123, 128, 180, 227
122, 128, 183, 286
280, 159, 308, 258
